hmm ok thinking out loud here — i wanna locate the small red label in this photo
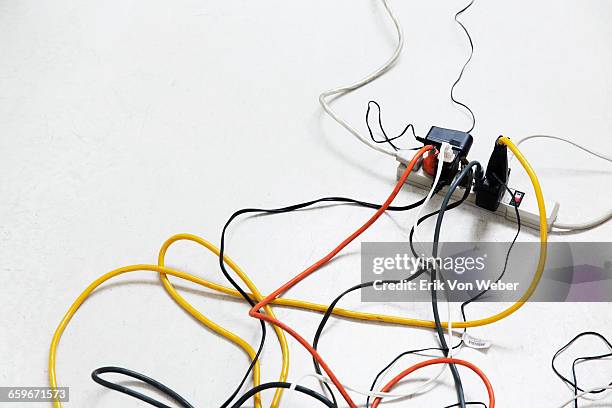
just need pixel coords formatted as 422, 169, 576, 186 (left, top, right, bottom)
511, 191, 525, 207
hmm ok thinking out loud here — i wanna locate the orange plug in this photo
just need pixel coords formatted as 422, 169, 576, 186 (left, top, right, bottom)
422, 149, 439, 176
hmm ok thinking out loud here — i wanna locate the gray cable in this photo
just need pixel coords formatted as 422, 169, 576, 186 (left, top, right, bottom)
431, 161, 483, 408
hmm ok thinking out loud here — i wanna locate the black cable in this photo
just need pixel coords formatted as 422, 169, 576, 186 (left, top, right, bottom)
431, 162, 483, 267
216, 193, 428, 405
364, 344, 461, 408
88, 193, 428, 408
551, 331, 612, 408
91, 367, 195, 408
419, 165, 518, 408
366, 100, 419, 151
431, 161, 484, 408
311, 269, 428, 407
450, 0, 476, 133
230, 382, 337, 408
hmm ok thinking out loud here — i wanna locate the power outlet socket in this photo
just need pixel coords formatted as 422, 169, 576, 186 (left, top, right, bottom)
396, 153, 559, 231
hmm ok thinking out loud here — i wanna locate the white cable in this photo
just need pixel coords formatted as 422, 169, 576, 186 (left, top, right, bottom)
553, 210, 612, 231
368, 332, 462, 400
301, 336, 462, 401
561, 381, 611, 403
301, 372, 612, 406
411, 143, 452, 254
516, 135, 612, 163
554, 385, 612, 408
565, 357, 612, 402
285, 374, 317, 407
288, 298, 460, 404
319, 0, 404, 158
300, 373, 420, 399
297, 286, 460, 403
283, 287, 459, 403
515, 135, 612, 231
369, 360, 447, 400
293, 362, 456, 401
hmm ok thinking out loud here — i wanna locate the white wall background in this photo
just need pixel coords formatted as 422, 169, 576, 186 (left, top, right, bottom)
1, 0, 611, 407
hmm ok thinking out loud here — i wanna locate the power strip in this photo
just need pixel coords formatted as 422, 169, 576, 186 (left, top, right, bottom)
396, 152, 560, 231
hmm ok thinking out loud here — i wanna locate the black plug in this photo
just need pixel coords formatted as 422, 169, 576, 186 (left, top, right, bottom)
475, 136, 510, 211
416, 126, 473, 187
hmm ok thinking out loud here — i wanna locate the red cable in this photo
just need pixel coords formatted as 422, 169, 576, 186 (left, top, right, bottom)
371, 357, 495, 408
248, 145, 433, 408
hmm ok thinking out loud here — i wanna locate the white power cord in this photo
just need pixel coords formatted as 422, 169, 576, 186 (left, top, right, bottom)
285, 281, 460, 405
515, 134, 612, 231
288, 341, 461, 404
294, 321, 460, 403
291, 367, 451, 401
319, 0, 404, 158
367, 289, 460, 402
516, 135, 612, 163
285, 374, 317, 407
554, 385, 612, 408
411, 142, 453, 253
553, 210, 612, 231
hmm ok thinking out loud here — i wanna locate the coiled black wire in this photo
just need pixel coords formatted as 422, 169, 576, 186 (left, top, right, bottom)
366, 100, 419, 151
552, 331, 612, 408
450, 0, 477, 133
91, 367, 195, 408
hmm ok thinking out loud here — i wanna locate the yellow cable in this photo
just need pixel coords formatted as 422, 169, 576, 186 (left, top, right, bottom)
49, 137, 546, 408
145, 137, 547, 329
49, 264, 262, 408
157, 233, 289, 408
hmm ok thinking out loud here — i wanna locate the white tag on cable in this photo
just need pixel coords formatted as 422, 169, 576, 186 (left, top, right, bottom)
462, 332, 492, 350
